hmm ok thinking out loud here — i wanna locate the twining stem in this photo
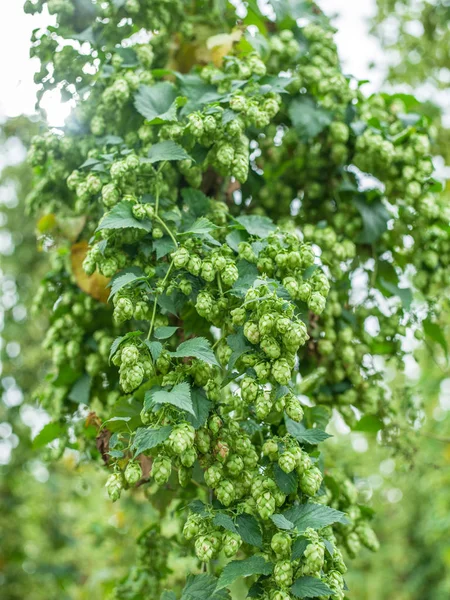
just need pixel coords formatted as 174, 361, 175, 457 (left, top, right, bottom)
147, 260, 174, 340
155, 215, 178, 248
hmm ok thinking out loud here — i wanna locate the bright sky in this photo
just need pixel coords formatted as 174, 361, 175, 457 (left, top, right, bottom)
0, 0, 381, 126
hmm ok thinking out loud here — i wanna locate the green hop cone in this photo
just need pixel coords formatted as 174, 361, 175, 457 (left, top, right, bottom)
270, 591, 291, 600
262, 438, 279, 460
271, 532, 292, 558
124, 461, 142, 485
173, 247, 190, 269
308, 292, 326, 315
261, 336, 281, 359
326, 570, 345, 600
345, 531, 361, 558
243, 321, 260, 344
216, 479, 236, 507
195, 535, 215, 562
241, 376, 259, 403
285, 396, 304, 422
278, 450, 297, 474
223, 531, 242, 558
272, 359, 292, 385
178, 466, 192, 487
227, 454, 244, 476
151, 455, 171, 486
180, 447, 197, 468
299, 466, 323, 496
356, 523, 380, 552
106, 473, 123, 502
274, 560, 293, 587
183, 514, 201, 540
255, 389, 273, 419
256, 491, 276, 519
303, 541, 325, 574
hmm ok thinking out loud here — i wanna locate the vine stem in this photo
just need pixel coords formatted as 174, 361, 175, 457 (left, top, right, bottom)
147, 260, 174, 340
155, 215, 178, 248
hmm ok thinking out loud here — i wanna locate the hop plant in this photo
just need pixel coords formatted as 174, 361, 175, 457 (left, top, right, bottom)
25, 0, 443, 596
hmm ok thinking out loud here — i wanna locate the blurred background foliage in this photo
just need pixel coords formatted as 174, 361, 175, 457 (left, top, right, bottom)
1, 2, 450, 599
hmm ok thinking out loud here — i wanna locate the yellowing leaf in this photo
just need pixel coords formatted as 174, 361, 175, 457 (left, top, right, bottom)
71, 241, 110, 303
206, 30, 243, 66
37, 213, 57, 233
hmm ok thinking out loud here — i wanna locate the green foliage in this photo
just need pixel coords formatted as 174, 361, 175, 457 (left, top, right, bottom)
17, 0, 450, 598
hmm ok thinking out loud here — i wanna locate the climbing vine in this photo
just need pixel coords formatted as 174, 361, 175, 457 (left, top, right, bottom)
24, 0, 448, 598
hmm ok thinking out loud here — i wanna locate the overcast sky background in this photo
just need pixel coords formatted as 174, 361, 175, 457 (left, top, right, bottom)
0, 1, 383, 125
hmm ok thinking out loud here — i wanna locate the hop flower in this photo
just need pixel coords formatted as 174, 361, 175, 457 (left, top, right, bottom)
299, 467, 323, 496
244, 321, 260, 345
173, 247, 190, 269
195, 535, 215, 561
278, 450, 297, 474
204, 463, 223, 488
256, 491, 276, 519
223, 531, 242, 557
272, 359, 292, 385
308, 292, 326, 315
261, 336, 281, 359
216, 479, 235, 507
285, 396, 304, 422
106, 473, 123, 502
271, 532, 292, 558
303, 541, 325, 574
274, 560, 293, 587
241, 376, 259, 403
124, 461, 142, 485
356, 522, 380, 552
151, 455, 172, 485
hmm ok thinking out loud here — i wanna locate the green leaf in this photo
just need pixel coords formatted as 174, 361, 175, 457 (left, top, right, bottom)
213, 513, 238, 533
274, 463, 298, 494
153, 236, 177, 259
154, 326, 179, 340
182, 574, 230, 600
291, 576, 333, 598
423, 318, 448, 357
144, 340, 163, 362
283, 503, 349, 532
180, 217, 218, 235
132, 425, 173, 456
186, 388, 212, 429
108, 396, 142, 432
169, 337, 219, 367
378, 277, 413, 309
236, 514, 262, 547
291, 537, 309, 560
289, 97, 333, 140
160, 592, 177, 600
226, 329, 252, 371
134, 82, 185, 124
97, 201, 152, 232
182, 188, 210, 217
226, 229, 249, 252
285, 416, 332, 445
353, 197, 390, 244
68, 374, 92, 405
235, 215, 276, 238
146, 382, 195, 415
216, 556, 273, 591
109, 331, 143, 362
145, 140, 192, 164
32, 422, 65, 449
354, 415, 383, 433
270, 514, 295, 530
108, 267, 146, 300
